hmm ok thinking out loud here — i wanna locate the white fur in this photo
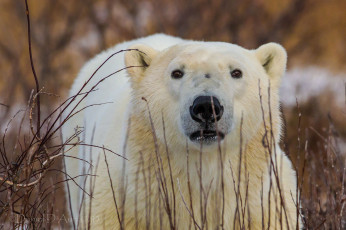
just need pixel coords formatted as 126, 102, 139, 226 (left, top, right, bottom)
62, 34, 300, 229
62, 34, 183, 220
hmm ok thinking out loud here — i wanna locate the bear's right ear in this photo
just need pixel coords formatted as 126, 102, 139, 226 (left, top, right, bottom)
125, 44, 158, 79
254, 43, 287, 86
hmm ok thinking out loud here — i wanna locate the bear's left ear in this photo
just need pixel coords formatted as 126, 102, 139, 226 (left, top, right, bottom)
125, 44, 159, 79
254, 43, 287, 84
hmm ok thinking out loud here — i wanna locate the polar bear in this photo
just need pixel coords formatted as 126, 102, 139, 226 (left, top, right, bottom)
62, 34, 300, 229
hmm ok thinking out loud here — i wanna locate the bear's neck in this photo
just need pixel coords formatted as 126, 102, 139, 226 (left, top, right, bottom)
125, 113, 276, 180
121, 113, 281, 228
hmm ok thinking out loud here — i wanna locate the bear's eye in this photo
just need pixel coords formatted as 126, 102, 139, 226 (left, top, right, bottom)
171, 70, 184, 79
230, 69, 242, 79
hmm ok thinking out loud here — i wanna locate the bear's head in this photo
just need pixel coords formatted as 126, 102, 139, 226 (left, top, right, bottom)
125, 41, 286, 151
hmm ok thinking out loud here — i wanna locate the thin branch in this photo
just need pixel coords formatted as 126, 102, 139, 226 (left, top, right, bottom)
25, 0, 41, 138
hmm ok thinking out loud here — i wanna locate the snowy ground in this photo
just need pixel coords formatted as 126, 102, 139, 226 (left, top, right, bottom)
281, 67, 345, 108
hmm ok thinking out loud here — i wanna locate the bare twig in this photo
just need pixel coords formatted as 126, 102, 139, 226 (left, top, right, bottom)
25, 0, 41, 138
103, 146, 123, 229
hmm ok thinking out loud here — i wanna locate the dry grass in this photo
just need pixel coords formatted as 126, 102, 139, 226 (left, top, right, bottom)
282, 98, 346, 229
0, 53, 345, 229
0, 1, 345, 229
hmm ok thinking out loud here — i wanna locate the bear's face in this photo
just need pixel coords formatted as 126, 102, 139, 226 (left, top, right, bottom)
125, 42, 286, 150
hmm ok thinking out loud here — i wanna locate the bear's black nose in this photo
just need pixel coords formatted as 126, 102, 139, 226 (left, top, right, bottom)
190, 96, 224, 123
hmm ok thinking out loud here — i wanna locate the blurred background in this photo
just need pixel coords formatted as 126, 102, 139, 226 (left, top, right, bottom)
0, 0, 345, 228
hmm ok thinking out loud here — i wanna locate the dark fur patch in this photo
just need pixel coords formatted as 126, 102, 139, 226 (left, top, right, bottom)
139, 53, 149, 68
263, 54, 273, 72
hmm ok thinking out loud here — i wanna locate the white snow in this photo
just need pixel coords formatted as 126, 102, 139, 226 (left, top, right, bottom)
280, 67, 345, 107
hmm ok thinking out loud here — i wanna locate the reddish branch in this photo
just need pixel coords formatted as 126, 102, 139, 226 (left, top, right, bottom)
24, 0, 41, 138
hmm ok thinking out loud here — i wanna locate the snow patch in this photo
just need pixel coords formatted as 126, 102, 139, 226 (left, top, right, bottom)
280, 67, 345, 107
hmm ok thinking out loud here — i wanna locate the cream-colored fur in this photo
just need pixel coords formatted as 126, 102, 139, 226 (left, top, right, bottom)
62, 34, 300, 229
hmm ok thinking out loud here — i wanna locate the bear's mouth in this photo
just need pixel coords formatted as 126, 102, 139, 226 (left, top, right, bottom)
189, 130, 225, 143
